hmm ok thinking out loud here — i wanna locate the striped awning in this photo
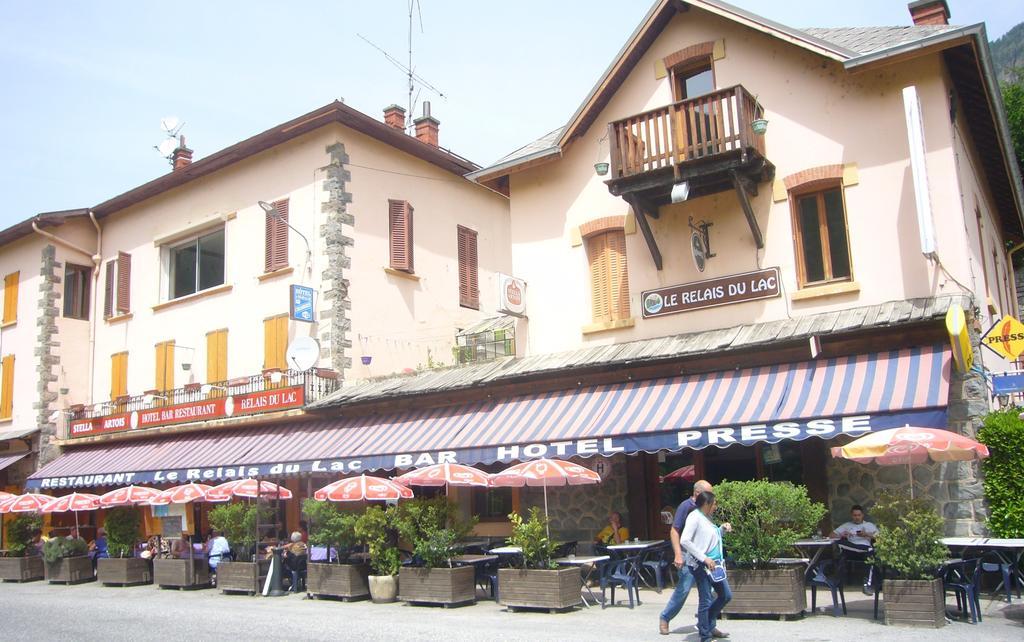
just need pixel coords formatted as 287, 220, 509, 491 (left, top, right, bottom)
0, 452, 30, 472
27, 345, 949, 489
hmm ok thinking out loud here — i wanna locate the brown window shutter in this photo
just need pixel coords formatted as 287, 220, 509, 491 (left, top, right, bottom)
116, 251, 131, 313
388, 199, 414, 273
457, 225, 479, 309
104, 260, 116, 318
265, 199, 289, 272
587, 233, 611, 322
607, 230, 631, 320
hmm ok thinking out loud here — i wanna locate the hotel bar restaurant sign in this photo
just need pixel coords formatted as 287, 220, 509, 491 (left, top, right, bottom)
69, 386, 306, 439
641, 267, 781, 318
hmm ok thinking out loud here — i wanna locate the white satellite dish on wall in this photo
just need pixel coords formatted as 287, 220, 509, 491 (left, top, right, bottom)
286, 336, 320, 371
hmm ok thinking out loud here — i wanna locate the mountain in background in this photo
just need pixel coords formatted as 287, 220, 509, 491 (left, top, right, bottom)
992, 22, 1024, 83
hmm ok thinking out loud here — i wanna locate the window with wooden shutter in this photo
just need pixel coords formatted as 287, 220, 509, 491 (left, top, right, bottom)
116, 251, 131, 313
263, 315, 289, 371
155, 341, 175, 393
790, 183, 852, 288
2, 272, 19, 325
63, 263, 91, 320
388, 199, 414, 273
457, 225, 479, 309
264, 199, 289, 272
0, 354, 14, 419
206, 329, 228, 383
110, 352, 128, 401
103, 260, 116, 318
586, 230, 630, 323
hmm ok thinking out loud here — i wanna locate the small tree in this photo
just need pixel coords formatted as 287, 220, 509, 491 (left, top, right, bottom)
302, 499, 358, 563
42, 537, 88, 564
103, 508, 140, 558
354, 506, 401, 576
871, 491, 947, 580
714, 480, 826, 570
5, 514, 42, 557
393, 496, 476, 569
208, 502, 273, 561
978, 407, 1024, 537
507, 507, 556, 570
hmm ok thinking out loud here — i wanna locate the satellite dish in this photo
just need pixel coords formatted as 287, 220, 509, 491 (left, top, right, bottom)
286, 336, 320, 371
161, 116, 180, 133
157, 139, 177, 157
691, 231, 707, 273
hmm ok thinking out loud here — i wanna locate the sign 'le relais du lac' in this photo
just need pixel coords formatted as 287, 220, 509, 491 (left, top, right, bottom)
641, 267, 781, 318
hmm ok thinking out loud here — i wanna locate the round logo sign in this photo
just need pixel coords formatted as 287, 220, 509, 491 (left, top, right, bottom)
643, 292, 664, 315
225, 396, 235, 417
130, 411, 139, 430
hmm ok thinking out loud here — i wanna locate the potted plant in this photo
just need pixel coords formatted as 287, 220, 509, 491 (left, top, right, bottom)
208, 502, 272, 595
97, 508, 151, 586
751, 95, 768, 134
396, 497, 477, 607
872, 492, 948, 628
715, 480, 825, 617
303, 499, 369, 600
354, 505, 402, 603
498, 507, 581, 612
0, 514, 44, 582
42, 536, 92, 584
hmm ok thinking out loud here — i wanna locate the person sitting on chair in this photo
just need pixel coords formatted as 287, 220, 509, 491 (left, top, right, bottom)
88, 528, 109, 573
594, 511, 629, 546
207, 528, 232, 583
282, 531, 308, 593
830, 504, 878, 593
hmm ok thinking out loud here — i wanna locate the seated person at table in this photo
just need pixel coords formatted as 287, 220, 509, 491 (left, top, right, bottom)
170, 533, 192, 559
594, 511, 629, 545
283, 531, 308, 593
66, 527, 86, 542
88, 528, 109, 572
29, 529, 44, 556
207, 529, 232, 577
830, 504, 878, 592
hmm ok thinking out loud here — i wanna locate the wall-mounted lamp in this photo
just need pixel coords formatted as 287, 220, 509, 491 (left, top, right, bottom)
175, 345, 196, 371
143, 393, 167, 405
200, 383, 228, 396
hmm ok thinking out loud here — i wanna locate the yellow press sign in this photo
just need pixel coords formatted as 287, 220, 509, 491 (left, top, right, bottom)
980, 315, 1024, 361
945, 304, 973, 372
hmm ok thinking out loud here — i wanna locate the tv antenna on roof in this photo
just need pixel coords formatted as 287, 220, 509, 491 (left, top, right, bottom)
153, 116, 186, 165
357, 0, 446, 132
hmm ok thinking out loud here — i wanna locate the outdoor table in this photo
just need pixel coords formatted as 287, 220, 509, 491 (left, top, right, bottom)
454, 539, 492, 552
791, 538, 836, 572
553, 555, 609, 607
450, 554, 499, 566
488, 546, 522, 555
944, 537, 1024, 601
606, 540, 663, 589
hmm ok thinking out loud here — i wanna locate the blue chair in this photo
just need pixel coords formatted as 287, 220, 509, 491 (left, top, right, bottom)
600, 556, 641, 609
476, 557, 499, 600
978, 551, 1016, 603
639, 542, 674, 592
808, 559, 846, 616
944, 558, 982, 624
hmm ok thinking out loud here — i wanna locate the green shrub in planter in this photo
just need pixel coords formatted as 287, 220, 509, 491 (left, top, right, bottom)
978, 408, 1024, 537
714, 480, 825, 569
6, 514, 42, 557
303, 498, 359, 560
508, 507, 556, 570
354, 505, 401, 576
42, 537, 88, 563
208, 502, 273, 561
103, 508, 141, 558
395, 497, 475, 568
871, 492, 947, 580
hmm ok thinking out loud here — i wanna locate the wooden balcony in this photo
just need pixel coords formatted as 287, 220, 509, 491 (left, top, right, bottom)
604, 85, 775, 269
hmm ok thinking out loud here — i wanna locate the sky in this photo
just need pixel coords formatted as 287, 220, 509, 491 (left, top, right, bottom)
1, 0, 1022, 229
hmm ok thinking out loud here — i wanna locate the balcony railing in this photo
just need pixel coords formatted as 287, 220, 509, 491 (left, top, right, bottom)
607, 85, 765, 181
63, 368, 340, 439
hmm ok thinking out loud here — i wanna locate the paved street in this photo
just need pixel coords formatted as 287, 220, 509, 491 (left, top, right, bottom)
2, 580, 1021, 641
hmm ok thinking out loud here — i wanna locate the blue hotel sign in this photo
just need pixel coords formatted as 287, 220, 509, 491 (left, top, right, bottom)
290, 285, 315, 322
992, 372, 1024, 395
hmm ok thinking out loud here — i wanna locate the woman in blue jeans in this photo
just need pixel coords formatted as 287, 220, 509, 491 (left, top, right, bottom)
680, 491, 732, 642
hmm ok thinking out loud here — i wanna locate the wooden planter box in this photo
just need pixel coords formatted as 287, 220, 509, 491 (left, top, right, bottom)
723, 567, 805, 617
498, 567, 582, 612
216, 560, 271, 595
307, 563, 370, 600
97, 558, 152, 586
154, 558, 210, 589
44, 555, 94, 584
883, 578, 945, 628
0, 555, 44, 582
399, 566, 476, 607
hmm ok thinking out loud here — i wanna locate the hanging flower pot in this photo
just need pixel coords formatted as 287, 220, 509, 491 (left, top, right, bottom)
360, 356, 372, 366
594, 162, 610, 176
751, 118, 769, 135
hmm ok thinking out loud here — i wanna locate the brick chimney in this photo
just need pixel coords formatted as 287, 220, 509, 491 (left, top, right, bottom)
908, 0, 949, 26
413, 101, 440, 147
171, 135, 193, 170
383, 104, 406, 130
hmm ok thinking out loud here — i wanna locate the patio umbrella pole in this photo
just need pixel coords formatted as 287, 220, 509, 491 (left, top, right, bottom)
543, 481, 550, 542
908, 462, 914, 500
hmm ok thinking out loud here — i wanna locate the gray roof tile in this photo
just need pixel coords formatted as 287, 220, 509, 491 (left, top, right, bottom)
801, 25, 960, 55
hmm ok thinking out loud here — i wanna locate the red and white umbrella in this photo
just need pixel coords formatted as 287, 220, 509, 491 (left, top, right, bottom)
98, 485, 162, 507
314, 475, 414, 503
148, 483, 214, 506
41, 492, 100, 513
393, 463, 490, 488
659, 464, 695, 484
491, 458, 602, 539
831, 426, 990, 498
206, 479, 294, 503
0, 493, 54, 514
0, 491, 14, 503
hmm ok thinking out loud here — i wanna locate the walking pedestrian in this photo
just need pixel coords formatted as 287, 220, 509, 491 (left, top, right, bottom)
681, 490, 732, 642
659, 479, 712, 635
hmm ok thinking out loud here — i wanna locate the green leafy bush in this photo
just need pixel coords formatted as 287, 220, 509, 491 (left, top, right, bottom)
208, 502, 274, 560
42, 537, 88, 564
714, 480, 826, 570
103, 508, 140, 558
6, 514, 42, 557
302, 499, 358, 562
354, 505, 401, 576
393, 497, 476, 569
978, 407, 1024, 537
872, 491, 947, 580
507, 507, 556, 570
412, 526, 458, 569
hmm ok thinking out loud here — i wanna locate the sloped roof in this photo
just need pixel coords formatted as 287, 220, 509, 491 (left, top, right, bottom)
310, 294, 967, 412
803, 25, 960, 55
0, 208, 91, 249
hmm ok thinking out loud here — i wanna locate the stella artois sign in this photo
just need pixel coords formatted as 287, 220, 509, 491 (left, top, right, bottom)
497, 273, 526, 317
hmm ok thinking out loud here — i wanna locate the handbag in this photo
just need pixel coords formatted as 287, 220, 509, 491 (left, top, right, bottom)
710, 564, 727, 582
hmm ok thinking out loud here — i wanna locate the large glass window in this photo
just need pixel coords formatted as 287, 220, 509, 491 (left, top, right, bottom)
63, 263, 91, 320
170, 229, 225, 299
792, 185, 852, 287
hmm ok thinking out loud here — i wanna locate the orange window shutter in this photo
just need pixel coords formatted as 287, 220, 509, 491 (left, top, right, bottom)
116, 251, 131, 313
2, 272, 18, 324
264, 316, 287, 370
0, 355, 14, 419
608, 230, 630, 320
265, 199, 289, 272
155, 341, 174, 393
588, 233, 612, 322
207, 330, 228, 382
111, 353, 128, 400
389, 200, 414, 272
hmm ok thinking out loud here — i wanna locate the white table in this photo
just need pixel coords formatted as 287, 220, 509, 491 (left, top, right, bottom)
488, 546, 522, 555
943, 537, 1024, 601
553, 555, 610, 607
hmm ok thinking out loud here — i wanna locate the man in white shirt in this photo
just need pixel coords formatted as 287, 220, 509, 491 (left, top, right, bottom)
830, 505, 878, 593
